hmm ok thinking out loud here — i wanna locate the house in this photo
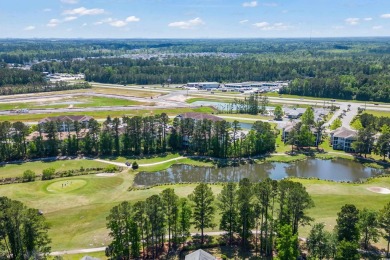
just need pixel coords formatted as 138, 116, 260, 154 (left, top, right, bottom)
176, 112, 223, 123
282, 122, 322, 146
39, 115, 93, 132
185, 249, 216, 260
330, 127, 357, 152
26, 129, 90, 143
284, 108, 306, 119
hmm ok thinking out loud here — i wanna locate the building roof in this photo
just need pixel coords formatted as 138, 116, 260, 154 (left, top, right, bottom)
283, 122, 296, 132
185, 249, 216, 260
39, 115, 93, 124
26, 129, 89, 142
331, 127, 357, 139
178, 112, 223, 122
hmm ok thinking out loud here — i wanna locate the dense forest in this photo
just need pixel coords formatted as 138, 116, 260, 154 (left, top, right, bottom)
0, 114, 276, 163
2, 38, 390, 101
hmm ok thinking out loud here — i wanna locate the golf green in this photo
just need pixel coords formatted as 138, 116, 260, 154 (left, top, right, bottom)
46, 179, 87, 193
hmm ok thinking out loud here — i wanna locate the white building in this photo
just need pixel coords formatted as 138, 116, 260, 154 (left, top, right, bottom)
187, 82, 220, 89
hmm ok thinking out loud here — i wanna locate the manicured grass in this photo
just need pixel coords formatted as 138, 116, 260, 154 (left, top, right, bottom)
217, 113, 272, 121
0, 107, 216, 122
137, 158, 214, 172
364, 110, 390, 118
101, 153, 183, 164
264, 154, 306, 163
0, 159, 109, 179
1, 164, 390, 251
51, 251, 107, 260
0, 96, 144, 111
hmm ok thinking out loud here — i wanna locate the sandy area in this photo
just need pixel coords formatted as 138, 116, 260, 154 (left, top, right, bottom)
96, 173, 116, 177
366, 187, 390, 194
164, 94, 188, 102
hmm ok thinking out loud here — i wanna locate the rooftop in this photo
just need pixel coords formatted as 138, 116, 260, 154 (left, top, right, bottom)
178, 112, 223, 122
39, 115, 93, 124
185, 249, 216, 260
331, 127, 357, 139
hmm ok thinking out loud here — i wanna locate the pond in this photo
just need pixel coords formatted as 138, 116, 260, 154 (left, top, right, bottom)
133, 158, 387, 186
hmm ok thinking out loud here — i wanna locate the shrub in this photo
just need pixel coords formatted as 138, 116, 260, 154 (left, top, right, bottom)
42, 168, 55, 180
132, 161, 139, 170
22, 170, 36, 182
105, 165, 118, 173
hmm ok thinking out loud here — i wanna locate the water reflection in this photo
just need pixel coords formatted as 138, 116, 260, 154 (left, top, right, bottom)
134, 158, 386, 186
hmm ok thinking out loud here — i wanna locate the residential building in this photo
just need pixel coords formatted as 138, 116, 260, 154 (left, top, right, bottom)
330, 127, 357, 152
39, 115, 93, 132
176, 112, 223, 122
185, 249, 216, 260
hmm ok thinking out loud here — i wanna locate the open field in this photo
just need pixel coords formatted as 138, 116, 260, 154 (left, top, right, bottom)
0, 96, 144, 111
364, 110, 390, 117
0, 106, 215, 122
1, 155, 390, 251
0, 159, 109, 179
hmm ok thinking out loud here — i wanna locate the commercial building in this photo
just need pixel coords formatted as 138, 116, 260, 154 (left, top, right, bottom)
187, 82, 220, 89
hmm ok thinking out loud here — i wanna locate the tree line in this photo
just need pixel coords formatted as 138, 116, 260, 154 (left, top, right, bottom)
0, 67, 44, 86
0, 81, 91, 96
0, 197, 51, 259
308, 202, 390, 259
106, 178, 315, 259
0, 114, 276, 163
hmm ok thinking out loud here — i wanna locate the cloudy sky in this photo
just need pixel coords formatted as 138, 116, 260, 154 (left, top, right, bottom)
1, 0, 389, 38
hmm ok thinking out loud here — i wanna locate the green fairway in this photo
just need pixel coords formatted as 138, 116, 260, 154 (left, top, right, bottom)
1, 160, 390, 251
0, 159, 109, 179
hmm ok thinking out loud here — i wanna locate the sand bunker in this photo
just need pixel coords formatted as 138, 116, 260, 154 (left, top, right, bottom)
366, 187, 390, 194
96, 173, 115, 177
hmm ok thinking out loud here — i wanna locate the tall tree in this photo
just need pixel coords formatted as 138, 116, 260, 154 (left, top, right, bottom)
358, 208, 380, 250
379, 201, 390, 257
161, 188, 179, 251
217, 182, 238, 245
307, 223, 334, 260
237, 178, 254, 249
301, 107, 315, 125
145, 195, 165, 258
178, 198, 192, 244
188, 183, 216, 245
275, 224, 298, 260
274, 105, 283, 120
0, 197, 51, 259
336, 204, 360, 243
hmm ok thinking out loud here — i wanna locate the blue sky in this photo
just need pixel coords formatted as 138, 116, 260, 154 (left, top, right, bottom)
0, 0, 389, 38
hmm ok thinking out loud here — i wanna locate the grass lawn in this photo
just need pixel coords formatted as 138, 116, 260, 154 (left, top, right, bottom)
0, 96, 144, 111
137, 158, 214, 172
0, 159, 109, 179
101, 153, 183, 164
0, 106, 216, 122
217, 113, 273, 121
364, 110, 390, 118
1, 163, 390, 251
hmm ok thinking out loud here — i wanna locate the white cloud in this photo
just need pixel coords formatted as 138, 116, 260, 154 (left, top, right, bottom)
364, 17, 373, 21
110, 20, 127, 27
253, 22, 290, 30
242, 1, 257, 7
94, 17, 139, 27
24, 26, 35, 31
64, 16, 78, 22
381, 14, 390, 18
47, 19, 60, 27
373, 25, 383, 30
332, 25, 344, 30
345, 18, 359, 25
61, 0, 79, 4
126, 16, 140, 22
239, 19, 249, 24
168, 17, 204, 29
43, 8, 52, 12
82, 23, 87, 27
63, 7, 105, 16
